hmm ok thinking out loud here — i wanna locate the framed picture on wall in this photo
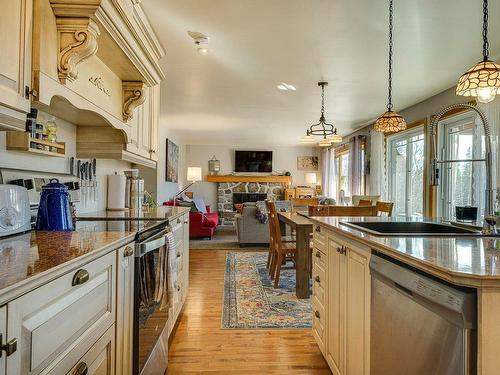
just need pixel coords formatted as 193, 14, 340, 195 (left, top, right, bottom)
166, 139, 179, 182
297, 156, 319, 171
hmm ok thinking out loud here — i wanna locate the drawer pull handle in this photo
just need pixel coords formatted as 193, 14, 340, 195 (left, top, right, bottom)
72, 269, 90, 286
73, 362, 88, 375
177, 218, 181, 223
314, 310, 320, 319
0, 335, 17, 357
177, 252, 181, 258
123, 246, 134, 257
177, 286, 181, 292
337, 246, 342, 253
315, 251, 321, 258
315, 276, 321, 283
184, 219, 188, 224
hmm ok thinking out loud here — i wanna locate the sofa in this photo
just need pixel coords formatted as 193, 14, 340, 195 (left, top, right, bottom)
163, 200, 219, 239
235, 203, 270, 247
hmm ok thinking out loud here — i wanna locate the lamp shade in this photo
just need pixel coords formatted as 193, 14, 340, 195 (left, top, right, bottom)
187, 167, 202, 182
374, 110, 406, 133
456, 60, 500, 103
305, 172, 317, 184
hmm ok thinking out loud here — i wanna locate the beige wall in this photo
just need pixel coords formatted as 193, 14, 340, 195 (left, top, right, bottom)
185, 144, 320, 209
0, 111, 132, 213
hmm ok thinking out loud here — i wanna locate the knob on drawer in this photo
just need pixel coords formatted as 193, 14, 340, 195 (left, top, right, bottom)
315, 275, 321, 283
315, 226, 321, 232
123, 246, 134, 257
73, 362, 88, 375
72, 269, 90, 286
314, 310, 320, 319
315, 251, 321, 258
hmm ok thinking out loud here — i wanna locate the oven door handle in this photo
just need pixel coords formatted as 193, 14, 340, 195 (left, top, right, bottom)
136, 228, 169, 256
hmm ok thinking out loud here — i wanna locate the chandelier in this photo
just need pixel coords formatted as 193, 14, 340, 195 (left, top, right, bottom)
456, 0, 500, 103
374, 0, 406, 133
302, 82, 342, 146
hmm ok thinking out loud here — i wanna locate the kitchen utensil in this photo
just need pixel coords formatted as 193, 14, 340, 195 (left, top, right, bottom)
80, 163, 86, 207
35, 179, 74, 231
0, 184, 31, 237
92, 159, 97, 201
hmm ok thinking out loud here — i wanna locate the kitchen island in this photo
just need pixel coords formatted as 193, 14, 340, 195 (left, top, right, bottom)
308, 215, 500, 375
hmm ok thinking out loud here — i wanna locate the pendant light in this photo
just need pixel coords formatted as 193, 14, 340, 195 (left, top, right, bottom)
302, 81, 342, 146
456, 0, 500, 103
374, 0, 406, 133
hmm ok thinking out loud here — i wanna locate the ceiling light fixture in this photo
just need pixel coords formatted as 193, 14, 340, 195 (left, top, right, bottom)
277, 82, 297, 91
187, 31, 209, 55
456, 0, 500, 103
302, 81, 341, 146
374, 0, 406, 133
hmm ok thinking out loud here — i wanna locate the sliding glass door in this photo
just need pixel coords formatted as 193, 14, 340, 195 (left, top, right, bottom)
387, 128, 425, 217
439, 112, 485, 220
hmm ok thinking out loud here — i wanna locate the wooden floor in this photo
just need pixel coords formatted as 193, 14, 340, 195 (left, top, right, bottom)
166, 249, 331, 374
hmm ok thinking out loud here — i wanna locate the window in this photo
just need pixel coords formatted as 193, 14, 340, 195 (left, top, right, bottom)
439, 112, 485, 220
387, 127, 425, 217
334, 149, 350, 203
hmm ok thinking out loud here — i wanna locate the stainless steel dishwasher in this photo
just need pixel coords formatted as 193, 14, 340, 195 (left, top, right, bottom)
370, 254, 476, 375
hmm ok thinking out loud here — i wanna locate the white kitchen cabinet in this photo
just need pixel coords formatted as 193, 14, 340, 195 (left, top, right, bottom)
115, 245, 134, 375
7, 251, 116, 374
0, 0, 32, 131
149, 85, 160, 162
0, 306, 6, 375
313, 230, 371, 375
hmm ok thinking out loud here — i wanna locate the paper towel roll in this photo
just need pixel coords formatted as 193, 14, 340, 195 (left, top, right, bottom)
107, 173, 127, 211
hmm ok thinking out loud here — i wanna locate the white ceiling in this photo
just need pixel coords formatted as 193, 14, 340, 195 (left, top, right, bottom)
142, 0, 500, 146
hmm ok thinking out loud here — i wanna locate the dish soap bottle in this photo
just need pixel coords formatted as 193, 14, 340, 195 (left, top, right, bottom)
45, 116, 57, 143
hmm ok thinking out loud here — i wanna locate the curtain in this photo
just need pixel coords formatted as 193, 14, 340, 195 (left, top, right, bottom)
321, 147, 337, 199
369, 130, 388, 199
349, 136, 363, 196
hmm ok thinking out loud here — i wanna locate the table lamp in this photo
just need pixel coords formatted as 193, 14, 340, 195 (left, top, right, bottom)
174, 167, 202, 205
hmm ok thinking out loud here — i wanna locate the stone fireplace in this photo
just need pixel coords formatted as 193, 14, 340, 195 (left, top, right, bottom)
217, 182, 283, 225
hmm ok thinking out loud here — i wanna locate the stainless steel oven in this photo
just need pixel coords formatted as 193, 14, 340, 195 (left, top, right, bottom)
133, 222, 173, 375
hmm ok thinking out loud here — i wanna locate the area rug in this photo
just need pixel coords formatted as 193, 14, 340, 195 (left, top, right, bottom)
222, 252, 312, 329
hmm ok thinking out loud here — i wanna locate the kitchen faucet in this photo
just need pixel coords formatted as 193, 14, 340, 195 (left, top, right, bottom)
429, 103, 496, 235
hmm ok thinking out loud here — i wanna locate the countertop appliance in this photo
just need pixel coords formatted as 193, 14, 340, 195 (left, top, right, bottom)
35, 179, 74, 231
0, 184, 31, 237
370, 254, 476, 375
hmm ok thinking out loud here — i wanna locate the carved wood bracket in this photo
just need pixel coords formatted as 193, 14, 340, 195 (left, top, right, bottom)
50, 1, 101, 84
122, 81, 146, 122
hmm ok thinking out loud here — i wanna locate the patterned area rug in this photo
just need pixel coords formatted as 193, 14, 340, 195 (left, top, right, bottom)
222, 252, 312, 329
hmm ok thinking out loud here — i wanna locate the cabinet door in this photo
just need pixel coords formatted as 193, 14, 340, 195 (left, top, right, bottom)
325, 238, 344, 375
149, 85, 160, 161
115, 245, 134, 375
0, 306, 5, 375
182, 213, 189, 301
344, 245, 370, 375
139, 86, 151, 157
7, 252, 116, 374
0, 0, 32, 128
65, 325, 115, 375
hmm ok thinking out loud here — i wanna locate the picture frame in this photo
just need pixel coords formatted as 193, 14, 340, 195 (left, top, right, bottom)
166, 139, 179, 182
297, 156, 319, 171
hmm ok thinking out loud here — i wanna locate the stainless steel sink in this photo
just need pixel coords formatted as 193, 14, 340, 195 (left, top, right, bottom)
342, 221, 483, 237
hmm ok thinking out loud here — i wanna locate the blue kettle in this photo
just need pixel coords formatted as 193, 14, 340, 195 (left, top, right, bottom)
36, 179, 74, 231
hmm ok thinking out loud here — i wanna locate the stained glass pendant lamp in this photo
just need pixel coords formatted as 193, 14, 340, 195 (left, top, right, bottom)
456, 0, 500, 103
374, 0, 406, 133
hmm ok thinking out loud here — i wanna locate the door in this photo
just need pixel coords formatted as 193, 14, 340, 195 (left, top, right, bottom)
116, 245, 134, 375
344, 245, 370, 375
387, 127, 425, 217
326, 238, 344, 375
0, 0, 32, 128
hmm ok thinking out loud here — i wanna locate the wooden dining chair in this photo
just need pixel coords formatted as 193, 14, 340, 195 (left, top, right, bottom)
290, 197, 320, 212
267, 201, 297, 288
358, 199, 373, 207
309, 205, 377, 217
375, 201, 394, 217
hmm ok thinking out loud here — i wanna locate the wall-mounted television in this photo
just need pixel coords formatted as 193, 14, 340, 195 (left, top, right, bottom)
235, 150, 273, 173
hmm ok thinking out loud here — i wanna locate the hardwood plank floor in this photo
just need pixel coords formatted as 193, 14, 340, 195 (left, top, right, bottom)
166, 249, 331, 374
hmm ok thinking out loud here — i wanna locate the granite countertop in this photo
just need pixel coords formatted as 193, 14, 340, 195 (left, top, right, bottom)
0, 229, 135, 304
76, 206, 190, 221
308, 216, 500, 288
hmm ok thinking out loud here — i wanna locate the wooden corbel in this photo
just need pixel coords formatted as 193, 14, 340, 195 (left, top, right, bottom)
122, 81, 146, 122
50, 1, 101, 84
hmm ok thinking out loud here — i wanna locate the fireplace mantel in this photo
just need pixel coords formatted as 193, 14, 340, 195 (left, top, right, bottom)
206, 175, 292, 184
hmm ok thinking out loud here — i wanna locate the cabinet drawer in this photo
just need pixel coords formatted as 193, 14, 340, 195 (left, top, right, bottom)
313, 225, 327, 252
312, 264, 326, 307
171, 221, 184, 244
313, 247, 327, 269
7, 252, 116, 374
312, 302, 326, 354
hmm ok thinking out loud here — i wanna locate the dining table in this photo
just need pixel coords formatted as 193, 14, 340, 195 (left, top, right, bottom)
277, 211, 314, 299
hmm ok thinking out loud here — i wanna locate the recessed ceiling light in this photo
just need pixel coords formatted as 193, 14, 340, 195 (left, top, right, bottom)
277, 82, 297, 91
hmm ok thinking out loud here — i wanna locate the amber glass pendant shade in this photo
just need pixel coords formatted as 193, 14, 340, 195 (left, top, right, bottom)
456, 60, 500, 103
373, 110, 406, 133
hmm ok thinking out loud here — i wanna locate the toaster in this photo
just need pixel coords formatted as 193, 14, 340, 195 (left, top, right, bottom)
0, 184, 31, 237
